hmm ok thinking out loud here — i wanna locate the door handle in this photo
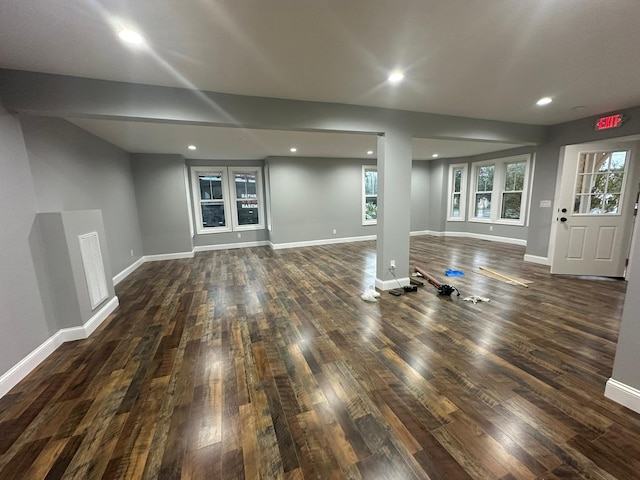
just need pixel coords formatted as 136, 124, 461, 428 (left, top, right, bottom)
560, 217, 568, 222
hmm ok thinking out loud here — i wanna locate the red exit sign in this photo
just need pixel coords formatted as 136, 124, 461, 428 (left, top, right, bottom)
595, 114, 624, 131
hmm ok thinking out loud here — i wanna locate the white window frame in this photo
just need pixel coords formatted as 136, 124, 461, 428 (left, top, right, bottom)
469, 154, 531, 226
500, 159, 528, 223
447, 163, 468, 221
190, 166, 265, 235
470, 162, 495, 223
362, 166, 378, 225
264, 163, 272, 231
229, 166, 265, 231
191, 166, 232, 234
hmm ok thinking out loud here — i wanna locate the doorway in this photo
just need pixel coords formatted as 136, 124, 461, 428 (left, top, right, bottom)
551, 141, 639, 277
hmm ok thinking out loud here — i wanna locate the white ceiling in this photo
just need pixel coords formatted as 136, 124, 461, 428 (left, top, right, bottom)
3, 0, 640, 159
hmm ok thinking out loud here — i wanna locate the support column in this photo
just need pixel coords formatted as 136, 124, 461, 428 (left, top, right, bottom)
375, 131, 412, 290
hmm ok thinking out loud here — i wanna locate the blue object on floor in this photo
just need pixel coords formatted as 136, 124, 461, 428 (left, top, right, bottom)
445, 269, 465, 277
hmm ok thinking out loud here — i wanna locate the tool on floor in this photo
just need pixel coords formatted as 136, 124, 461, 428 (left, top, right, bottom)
477, 266, 531, 288
414, 266, 460, 296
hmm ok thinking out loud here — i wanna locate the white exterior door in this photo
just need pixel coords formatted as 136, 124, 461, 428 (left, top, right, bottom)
551, 142, 637, 276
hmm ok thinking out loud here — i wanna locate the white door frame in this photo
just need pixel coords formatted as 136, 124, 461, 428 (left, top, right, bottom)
549, 139, 640, 278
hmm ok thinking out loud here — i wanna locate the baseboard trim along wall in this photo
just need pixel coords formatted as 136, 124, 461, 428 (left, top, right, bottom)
411, 230, 527, 246
445, 231, 527, 246
523, 254, 550, 266
0, 296, 119, 398
194, 241, 270, 252
605, 378, 640, 415
113, 257, 145, 286
410, 230, 443, 237
376, 276, 410, 291
270, 235, 377, 250
143, 251, 195, 262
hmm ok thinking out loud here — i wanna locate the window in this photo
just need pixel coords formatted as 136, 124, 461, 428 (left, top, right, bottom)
474, 164, 494, 219
195, 169, 229, 232
501, 161, 526, 220
231, 169, 261, 229
573, 150, 628, 215
469, 154, 530, 224
362, 166, 378, 225
447, 164, 468, 221
191, 166, 264, 234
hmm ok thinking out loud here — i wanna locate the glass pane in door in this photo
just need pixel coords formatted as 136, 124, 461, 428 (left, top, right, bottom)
573, 150, 628, 215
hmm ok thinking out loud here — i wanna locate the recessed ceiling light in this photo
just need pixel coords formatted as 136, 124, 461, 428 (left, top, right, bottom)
536, 97, 553, 106
432, 153, 439, 158
367, 150, 374, 155
388, 70, 405, 84
118, 28, 145, 45
290, 147, 297, 153
188, 145, 197, 150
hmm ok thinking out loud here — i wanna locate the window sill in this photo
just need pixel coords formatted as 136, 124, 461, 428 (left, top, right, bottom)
196, 227, 232, 235
468, 218, 525, 227
495, 219, 525, 227
234, 224, 265, 232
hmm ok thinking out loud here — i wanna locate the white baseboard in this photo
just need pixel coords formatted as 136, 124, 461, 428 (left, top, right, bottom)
0, 295, 119, 398
523, 254, 550, 266
113, 257, 144, 286
271, 235, 376, 250
410, 230, 526, 246
143, 251, 194, 262
447, 231, 527, 246
194, 241, 270, 252
375, 276, 410, 291
410, 230, 444, 237
0, 331, 66, 398
605, 378, 640, 415
84, 296, 119, 336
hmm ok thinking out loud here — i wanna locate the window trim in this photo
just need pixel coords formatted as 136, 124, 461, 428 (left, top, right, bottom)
362, 166, 378, 226
468, 154, 531, 226
191, 166, 232, 234
500, 160, 527, 222
190, 166, 265, 235
229, 166, 265, 231
447, 163, 468, 222
470, 161, 495, 223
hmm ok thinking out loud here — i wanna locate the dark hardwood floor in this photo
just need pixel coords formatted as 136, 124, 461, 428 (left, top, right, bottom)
1, 236, 639, 479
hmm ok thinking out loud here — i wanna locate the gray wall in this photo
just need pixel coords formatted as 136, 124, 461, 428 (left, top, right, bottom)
410, 161, 430, 232
427, 160, 447, 233
611, 217, 640, 390
0, 109, 50, 376
35, 213, 81, 331
20, 116, 143, 276
267, 156, 377, 244
37, 210, 115, 329
548, 105, 640, 146
131, 154, 193, 255
527, 145, 561, 258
